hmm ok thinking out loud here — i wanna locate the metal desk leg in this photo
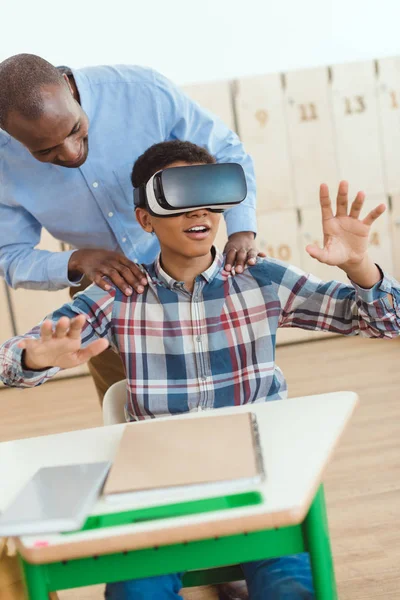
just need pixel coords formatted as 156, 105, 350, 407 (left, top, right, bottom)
20, 559, 50, 600
303, 485, 338, 600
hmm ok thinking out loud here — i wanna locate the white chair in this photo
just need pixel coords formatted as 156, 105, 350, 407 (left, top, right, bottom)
102, 379, 127, 425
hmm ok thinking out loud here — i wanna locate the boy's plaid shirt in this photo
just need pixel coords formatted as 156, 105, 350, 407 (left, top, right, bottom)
1, 250, 400, 420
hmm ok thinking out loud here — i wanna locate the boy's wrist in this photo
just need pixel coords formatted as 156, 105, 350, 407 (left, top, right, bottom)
340, 255, 381, 288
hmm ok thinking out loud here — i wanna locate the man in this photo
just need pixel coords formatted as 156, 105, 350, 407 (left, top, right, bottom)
0, 53, 263, 405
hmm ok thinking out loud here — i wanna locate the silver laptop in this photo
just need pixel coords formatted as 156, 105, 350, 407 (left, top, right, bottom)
0, 462, 111, 536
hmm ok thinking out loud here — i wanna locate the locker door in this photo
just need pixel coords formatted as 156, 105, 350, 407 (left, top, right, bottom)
182, 81, 235, 131
390, 195, 400, 281
8, 230, 88, 378
235, 74, 294, 211
257, 210, 311, 345
360, 195, 393, 274
0, 280, 13, 345
331, 61, 385, 198
285, 67, 338, 207
377, 57, 400, 195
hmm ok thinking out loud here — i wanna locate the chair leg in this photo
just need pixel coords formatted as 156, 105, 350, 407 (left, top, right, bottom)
302, 485, 338, 600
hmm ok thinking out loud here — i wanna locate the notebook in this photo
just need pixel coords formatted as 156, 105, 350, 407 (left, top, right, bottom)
104, 412, 264, 503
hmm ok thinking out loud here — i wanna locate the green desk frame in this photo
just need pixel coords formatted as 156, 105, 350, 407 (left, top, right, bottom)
20, 485, 337, 599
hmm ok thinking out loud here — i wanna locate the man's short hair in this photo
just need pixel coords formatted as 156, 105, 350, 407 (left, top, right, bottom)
0, 54, 65, 130
131, 141, 216, 191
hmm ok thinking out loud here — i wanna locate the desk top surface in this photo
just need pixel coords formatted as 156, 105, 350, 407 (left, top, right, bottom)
0, 391, 358, 563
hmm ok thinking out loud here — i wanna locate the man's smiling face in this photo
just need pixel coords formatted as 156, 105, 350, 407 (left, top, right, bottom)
5, 80, 89, 168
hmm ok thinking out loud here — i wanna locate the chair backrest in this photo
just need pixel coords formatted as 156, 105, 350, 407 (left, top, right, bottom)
102, 379, 127, 425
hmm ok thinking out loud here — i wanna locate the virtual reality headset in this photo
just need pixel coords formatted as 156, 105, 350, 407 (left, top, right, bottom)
133, 163, 247, 217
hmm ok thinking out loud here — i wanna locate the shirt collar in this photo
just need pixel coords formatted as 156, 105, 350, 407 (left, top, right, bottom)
71, 68, 92, 123
151, 247, 224, 290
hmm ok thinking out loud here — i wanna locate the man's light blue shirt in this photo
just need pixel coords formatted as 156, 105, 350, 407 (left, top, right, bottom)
0, 65, 257, 291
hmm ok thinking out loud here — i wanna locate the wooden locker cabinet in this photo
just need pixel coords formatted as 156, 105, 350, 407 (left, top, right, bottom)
331, 60, 386, 198
362, 195, 393, 274
284, 67, 338, 207
390, 195, 400, 281
257, 210, 311, 345
257, 209, 302, 268
390, 195, 400, 280
234, 74, 295, 211
377, 57, 400, 195
182, 80, 235, 131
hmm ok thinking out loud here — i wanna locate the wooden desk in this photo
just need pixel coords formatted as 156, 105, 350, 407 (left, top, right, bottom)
0, 391, 358, 599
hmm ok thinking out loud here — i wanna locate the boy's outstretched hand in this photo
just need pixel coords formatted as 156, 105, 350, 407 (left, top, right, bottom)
17, 315, 109, 371
306, 181, 385, 288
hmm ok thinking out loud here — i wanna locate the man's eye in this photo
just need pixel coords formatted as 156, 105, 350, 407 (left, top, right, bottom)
72, 124, 81, 135
38, 149, 51, 156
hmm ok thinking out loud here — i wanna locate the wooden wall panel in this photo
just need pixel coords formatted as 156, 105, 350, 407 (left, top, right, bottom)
285, 67, 338, 207
331, 61, 385, 198
257, 210, 302, 268
257, 210, 311, 344
390, 195, 400, 281
362, 195, 393, 274
235, 74, 294, 211
182, 81, 235, 131
377, 57, 400, 195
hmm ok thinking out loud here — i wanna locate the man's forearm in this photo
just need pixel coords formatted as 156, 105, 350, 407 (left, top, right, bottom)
0, 247, 82, 291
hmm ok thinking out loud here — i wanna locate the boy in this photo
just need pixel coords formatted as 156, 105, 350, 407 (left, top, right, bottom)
1, 141, 400, 600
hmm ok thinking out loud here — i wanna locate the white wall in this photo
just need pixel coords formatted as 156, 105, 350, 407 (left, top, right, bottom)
2, 0, 400, 84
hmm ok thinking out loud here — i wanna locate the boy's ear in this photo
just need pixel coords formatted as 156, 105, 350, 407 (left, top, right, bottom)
135, 207, 154, 233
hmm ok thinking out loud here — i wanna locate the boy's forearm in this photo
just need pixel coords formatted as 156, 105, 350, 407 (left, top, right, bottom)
340, 256, 382, 289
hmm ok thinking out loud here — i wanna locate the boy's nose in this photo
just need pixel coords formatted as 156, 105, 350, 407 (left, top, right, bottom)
186, 207, 209, 217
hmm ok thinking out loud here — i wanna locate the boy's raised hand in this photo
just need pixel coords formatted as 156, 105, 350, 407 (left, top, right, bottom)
17, 315, 109, 371
306, 181, 386, 267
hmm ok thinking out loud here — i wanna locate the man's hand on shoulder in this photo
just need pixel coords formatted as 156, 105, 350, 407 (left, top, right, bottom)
68, 249, 149, 296
224, 231, 266, 274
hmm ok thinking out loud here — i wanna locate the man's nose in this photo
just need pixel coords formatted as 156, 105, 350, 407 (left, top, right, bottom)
57, 138, 82, 163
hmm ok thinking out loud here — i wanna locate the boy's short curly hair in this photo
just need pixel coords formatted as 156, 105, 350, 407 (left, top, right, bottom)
131, 140, 215, 189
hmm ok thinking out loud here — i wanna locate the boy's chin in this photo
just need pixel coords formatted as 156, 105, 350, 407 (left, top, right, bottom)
186, 247, 213, 258
180, 242, 214, 258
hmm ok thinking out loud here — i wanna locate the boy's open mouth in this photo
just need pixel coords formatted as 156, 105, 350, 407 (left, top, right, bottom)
183, 224, 211, 239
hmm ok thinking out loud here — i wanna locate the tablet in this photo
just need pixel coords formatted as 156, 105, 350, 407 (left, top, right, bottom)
0, 461, 111, 536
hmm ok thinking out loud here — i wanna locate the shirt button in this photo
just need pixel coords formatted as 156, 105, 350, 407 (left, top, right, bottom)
92, 182, 99, 188
201, 376, 207, 381
108, 212, 114, 218
122, 237, 127, 243
196, 335, 201, 342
